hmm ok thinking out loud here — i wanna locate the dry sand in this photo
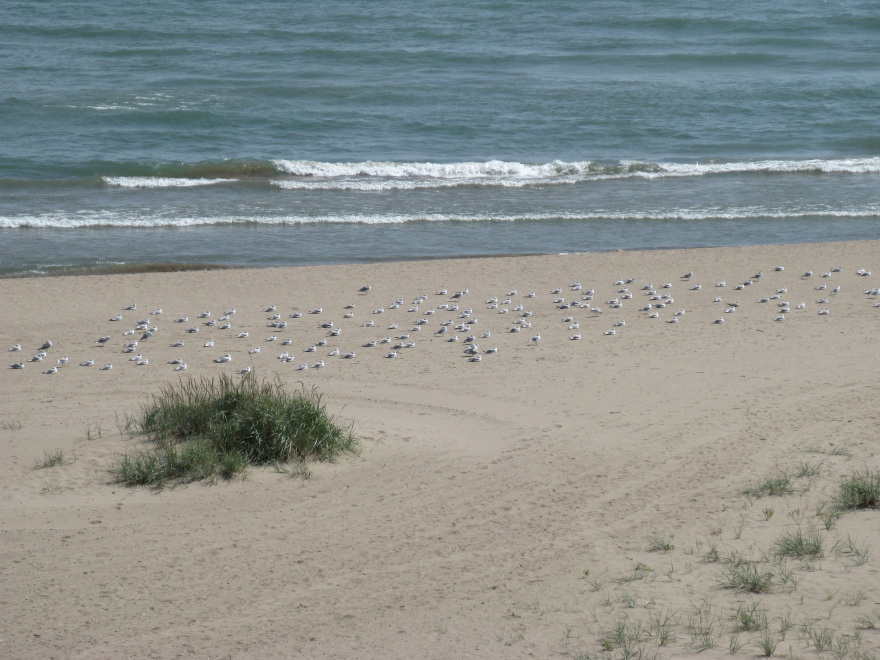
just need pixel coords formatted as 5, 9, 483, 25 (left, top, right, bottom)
2, 241, 879, 659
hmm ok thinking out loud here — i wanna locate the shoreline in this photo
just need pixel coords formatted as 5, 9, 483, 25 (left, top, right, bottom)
3, 236, 879, 280
3, 239, 879, 659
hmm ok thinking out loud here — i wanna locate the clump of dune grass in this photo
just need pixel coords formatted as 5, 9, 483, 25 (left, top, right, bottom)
744, 472, 794, 498
774, 527, 825, 560
834, 467, 880, 512
112, 373, 355, 488
717, 560, 775, 594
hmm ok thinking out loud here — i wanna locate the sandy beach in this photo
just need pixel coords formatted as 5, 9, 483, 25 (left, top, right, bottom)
2, 240, 879, 659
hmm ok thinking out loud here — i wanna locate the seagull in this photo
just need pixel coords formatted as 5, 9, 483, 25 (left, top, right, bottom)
237, 332, 249, 338
100, 363, 113, 370
384, 351, 398, 358
667, 317, 678, 323
266, 336, 277, 342
249, 347, 260, 354
129, 354, 142, 361
215, 354, 232, 363
604, 329, 616, 335
123, 303, 137, 310
80, 359, 95, 366
9, 344, 21, 352
774, 266, 784, 271
310, 308, 323, 314
648, 312, 659, 318
175, 363, 187, 371
186, 327, 199, 333
316, 338, 328, 346
802, 271, 813, 278
43, 366, 58, 374
290, 312, 303, 318
151, 308, 162, 315
10, 362, 24, 369
529, 334, 541, 342
304, 345, 316, 352
239, 366, 252, 374
328, 348, 340, 356
796, 302, 806, 309
359, 285, 372, 293
281, 338, 292, 345
110, 315, 122, 322
342, 351, 356, 358
774, 315, 785, 321
831, 285, 840, 294
681, 272, 693, 279
175, 316, 188, 323
57, 356, 69, 365
485, 346, 499, 353
264, 305, 276, 312
818, 309, 830, 315
199, 311, 211, 318
136, 358, 149, 365
312, 360, 325, 369
713, 318, 724, 324
170, 340, 185, 347
169, 358, 183, 364
468, 355, 482, 362
39, 340, 53, 350
570, 333, 582, 340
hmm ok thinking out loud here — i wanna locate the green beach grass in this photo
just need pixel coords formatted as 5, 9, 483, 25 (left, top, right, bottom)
112, 372, 355, 489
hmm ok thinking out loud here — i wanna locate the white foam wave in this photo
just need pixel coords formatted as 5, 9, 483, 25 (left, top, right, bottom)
272, 159, 591, 179
4, 206, 880, 229
103, 177, 236, 188
266, 157, 880, 191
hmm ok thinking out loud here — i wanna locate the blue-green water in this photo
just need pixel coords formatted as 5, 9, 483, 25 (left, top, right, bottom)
2, 0, 879, 276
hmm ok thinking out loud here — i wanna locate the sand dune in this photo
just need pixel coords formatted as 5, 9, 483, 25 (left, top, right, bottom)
2, 241, 879, 659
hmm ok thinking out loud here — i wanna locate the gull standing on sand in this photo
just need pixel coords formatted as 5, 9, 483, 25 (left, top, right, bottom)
215, 354, 232, 363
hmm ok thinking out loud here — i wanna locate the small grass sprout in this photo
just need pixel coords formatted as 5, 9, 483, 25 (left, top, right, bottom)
756, 630, 779, 657
34, 449, 66, 469
731, 599, 767, 632
832, 535, 872, 567
646, 533, 675, 553
795, 460, 822, 478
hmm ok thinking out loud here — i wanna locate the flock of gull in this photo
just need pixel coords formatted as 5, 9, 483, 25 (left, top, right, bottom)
7, 265, 878, 376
